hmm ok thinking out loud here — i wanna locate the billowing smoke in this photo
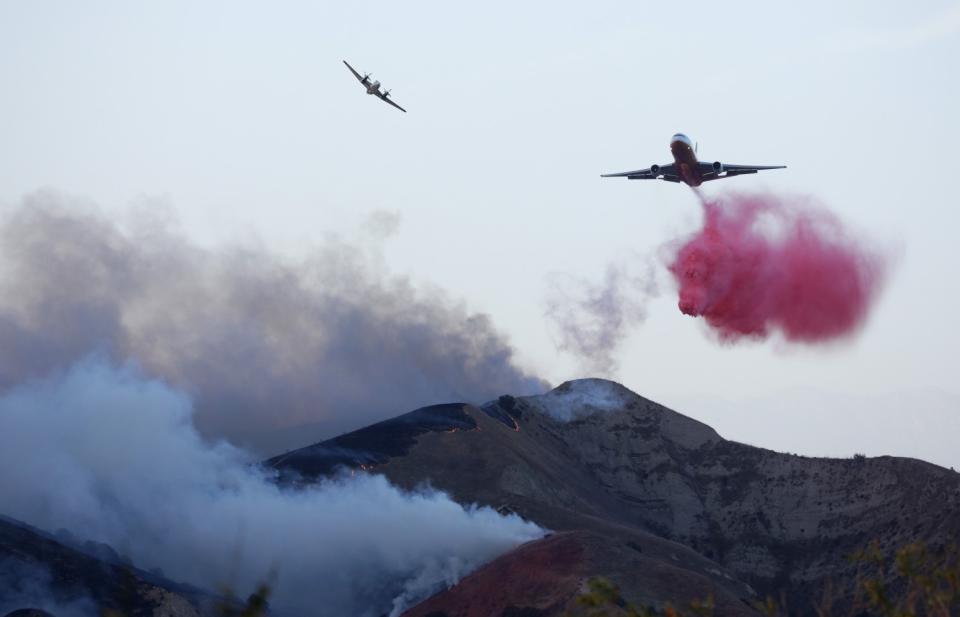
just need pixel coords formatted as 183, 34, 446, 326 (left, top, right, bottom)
668, 191, 889, 342
0, 192, 546, 455
544, 260, 657, 375
0, 358, 545, 617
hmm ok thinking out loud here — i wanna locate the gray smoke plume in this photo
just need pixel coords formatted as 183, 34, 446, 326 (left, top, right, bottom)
0, 358, 545, 617
544, 259, 657, 375
0, 191, 546, 455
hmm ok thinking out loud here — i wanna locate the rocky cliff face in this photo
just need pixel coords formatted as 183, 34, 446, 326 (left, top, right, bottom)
270, 378, 960, 616
511, 381, 960, 598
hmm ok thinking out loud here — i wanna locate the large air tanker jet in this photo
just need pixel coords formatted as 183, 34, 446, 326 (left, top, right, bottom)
602, 134, 785, 186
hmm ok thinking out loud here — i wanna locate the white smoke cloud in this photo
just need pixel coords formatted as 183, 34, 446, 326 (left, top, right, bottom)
0, 358, 545, 617
523, 378, 639, 423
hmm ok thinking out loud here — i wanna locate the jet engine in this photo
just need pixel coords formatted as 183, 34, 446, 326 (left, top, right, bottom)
712, 161, 724, 173
650, 164, 660, 175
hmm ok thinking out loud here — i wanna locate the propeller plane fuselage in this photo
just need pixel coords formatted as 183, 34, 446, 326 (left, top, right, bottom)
343, 60, 406, 113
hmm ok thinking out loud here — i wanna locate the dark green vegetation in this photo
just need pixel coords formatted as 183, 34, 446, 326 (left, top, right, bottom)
568, 541, 959, 617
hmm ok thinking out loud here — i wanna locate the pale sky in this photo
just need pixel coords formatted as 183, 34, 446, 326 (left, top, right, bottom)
1, 1, 958, 466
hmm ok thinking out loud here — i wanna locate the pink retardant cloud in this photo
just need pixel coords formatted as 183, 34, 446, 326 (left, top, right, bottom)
667, 192, 889, 343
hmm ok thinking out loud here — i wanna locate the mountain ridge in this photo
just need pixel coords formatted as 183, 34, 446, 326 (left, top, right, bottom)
269, 378, 960, 616
0, 514, 207, 617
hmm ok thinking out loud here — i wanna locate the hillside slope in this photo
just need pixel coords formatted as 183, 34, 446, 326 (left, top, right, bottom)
269, 379, 960, 615
0, 515, 204, 617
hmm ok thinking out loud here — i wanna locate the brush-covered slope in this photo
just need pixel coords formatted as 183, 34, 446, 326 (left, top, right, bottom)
0, 515, 204, 617
268, 379, 960, 616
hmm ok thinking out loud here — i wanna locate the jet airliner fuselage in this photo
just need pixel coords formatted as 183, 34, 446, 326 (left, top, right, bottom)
668, 133, 705, 187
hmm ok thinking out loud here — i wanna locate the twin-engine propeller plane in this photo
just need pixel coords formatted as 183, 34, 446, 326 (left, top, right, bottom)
343, 60, 407, 113
602, 133, 785, 187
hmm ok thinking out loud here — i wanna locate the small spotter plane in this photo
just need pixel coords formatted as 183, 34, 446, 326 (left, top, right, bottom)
343, 60, 406, 113
602, 133, 785, 186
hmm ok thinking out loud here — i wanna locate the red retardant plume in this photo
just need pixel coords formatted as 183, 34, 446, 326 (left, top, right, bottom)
667, 192, 888, 343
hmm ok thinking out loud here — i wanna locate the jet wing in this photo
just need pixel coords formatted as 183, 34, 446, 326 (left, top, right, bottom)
601, 163, 679, 182
343, 60, 368, 84
698, 162, 786, 182
377, 93, 407, 113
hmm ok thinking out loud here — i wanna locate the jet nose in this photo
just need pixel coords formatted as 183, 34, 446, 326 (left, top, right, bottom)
671, 133, 692, 146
